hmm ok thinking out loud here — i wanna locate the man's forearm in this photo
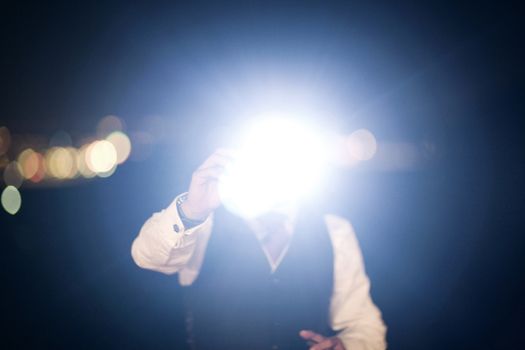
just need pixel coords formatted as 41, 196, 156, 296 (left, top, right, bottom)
131, 194, 211, 274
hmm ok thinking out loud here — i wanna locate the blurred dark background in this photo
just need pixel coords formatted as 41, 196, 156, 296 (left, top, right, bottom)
1, 1, 524, 349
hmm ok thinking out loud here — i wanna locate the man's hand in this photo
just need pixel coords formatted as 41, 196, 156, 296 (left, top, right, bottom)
181, 148, 235, 221
300, 330, 346, 350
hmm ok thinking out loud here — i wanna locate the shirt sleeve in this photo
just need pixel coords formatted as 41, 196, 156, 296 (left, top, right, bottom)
324, 214, 387, 350
131, 193, 212, 275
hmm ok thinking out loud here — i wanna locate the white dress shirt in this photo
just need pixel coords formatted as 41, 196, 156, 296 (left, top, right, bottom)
131, 194, 387, 350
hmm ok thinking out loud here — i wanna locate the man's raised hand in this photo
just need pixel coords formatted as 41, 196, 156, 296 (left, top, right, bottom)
181, 148, 235, 221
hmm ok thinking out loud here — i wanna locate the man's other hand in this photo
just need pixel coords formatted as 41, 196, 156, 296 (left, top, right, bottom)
181, 148, 235, 221
300, 330, 346, 350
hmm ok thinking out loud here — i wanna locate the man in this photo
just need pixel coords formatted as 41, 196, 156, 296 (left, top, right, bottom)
132, 149, 386, 350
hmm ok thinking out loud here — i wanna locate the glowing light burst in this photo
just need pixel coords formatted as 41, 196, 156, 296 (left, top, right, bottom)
219, 118, 330, 218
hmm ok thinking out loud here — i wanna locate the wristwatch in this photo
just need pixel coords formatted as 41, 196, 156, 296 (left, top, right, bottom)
176, 193, 206, 229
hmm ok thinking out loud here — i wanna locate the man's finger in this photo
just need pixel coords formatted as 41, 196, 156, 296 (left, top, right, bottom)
299, 330, 325, 343
198, 149, 237, 170
193, 166, 225, 181
198, 154, 233, 171
334, 341, 345, 350
310, 338, 336, 350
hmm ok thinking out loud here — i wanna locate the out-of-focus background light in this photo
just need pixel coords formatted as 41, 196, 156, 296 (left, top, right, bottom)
77, 143, 97, 178
1, 185, 21, 215
106, 131, 132, 164
4, 161, 24, 188
46, 147, 78, 179
97, 115, 125, 138
17, 149, 39, 179
16, 148, 46, 183
0, 114, 136, 189
86, 140, 118, 174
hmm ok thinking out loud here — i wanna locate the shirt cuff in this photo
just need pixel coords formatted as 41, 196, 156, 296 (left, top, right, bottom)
166, 193, 211, 235
339, 337, 367, 350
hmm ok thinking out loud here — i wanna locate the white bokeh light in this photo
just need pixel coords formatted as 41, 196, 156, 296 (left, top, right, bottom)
86, 140, 118, 174
1, 185, 21, 215
106, 131, 132, 164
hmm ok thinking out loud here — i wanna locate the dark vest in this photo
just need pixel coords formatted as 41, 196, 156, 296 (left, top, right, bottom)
184, 207, 334, 350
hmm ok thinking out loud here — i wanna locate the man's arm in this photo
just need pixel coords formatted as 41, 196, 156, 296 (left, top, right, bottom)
131, 194, 212, 275
131, 149, 233, 276
325, 214, 387, 350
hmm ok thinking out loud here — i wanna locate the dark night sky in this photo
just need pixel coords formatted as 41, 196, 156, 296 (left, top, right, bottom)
1, 1, 524, 349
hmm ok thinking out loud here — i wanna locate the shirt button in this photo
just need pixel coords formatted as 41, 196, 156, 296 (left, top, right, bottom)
271, 345, 279, 350
173, 224, 180, 233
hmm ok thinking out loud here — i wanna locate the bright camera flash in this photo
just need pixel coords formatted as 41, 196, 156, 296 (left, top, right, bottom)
218, 117, 329, 218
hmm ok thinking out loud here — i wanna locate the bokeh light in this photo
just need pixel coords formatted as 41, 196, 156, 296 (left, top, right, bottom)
1, 185, 21, 215
16, 148, 46, 183
17, 149, 39, 179
346, 129, 378, 161
86, 140, 117, 174
76, 144, 97, 178
45, 147, 78, 179
106, 131, 132, 164
0, 126, 11, 156
96, 164, 118, 178
3, 161, 24, 187
97, 115, 125, 138
29, 152, 46, 183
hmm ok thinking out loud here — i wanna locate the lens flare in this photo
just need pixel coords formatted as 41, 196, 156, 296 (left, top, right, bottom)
219, 118, 329, 218
346, 129, 377, 161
